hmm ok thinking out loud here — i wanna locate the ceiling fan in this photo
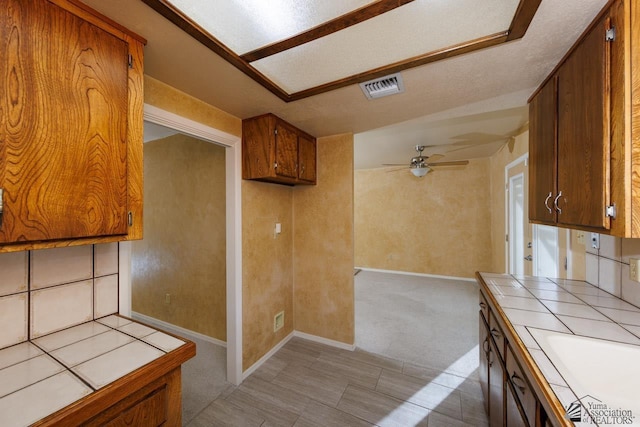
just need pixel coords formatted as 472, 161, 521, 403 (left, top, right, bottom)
383, 145, 469, 177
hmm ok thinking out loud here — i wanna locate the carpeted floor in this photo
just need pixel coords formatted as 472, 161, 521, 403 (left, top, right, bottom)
355, 270, 480, 379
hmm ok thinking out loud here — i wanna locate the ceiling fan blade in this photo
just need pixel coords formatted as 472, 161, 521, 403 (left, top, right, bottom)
381, 163, 408, 166
427, 160, 470, 167
385, 167, 406, 172
425, 154, 444, 162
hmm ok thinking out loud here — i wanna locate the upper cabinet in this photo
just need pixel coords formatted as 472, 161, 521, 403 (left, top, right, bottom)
0, 0, 145, 252
242, 114, 317, 186
528, 0, 637, 236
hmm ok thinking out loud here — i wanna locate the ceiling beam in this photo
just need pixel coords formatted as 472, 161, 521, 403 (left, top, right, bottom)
241, 0, 415, 63
287, 31, 509, 101
140, 0, 291, 101
142, 0, 542, 103
507, 0, 543, 41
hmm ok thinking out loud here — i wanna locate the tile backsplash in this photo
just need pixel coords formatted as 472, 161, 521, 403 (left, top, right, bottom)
0, 243, 119, 349
585, 234, 640, 307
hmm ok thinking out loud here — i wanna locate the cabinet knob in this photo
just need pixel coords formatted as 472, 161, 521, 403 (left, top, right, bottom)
553, 191, 563, 214
544, 192, 553, 214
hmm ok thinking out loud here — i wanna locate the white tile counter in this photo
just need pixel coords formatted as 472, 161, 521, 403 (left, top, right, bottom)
478, 273, 640, 426
0, 315, 189, 426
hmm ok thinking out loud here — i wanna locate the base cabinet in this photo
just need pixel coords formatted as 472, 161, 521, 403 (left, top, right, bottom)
479, 291, 545, 427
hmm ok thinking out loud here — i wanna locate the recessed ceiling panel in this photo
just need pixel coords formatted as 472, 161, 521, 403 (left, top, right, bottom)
251, 0, 520, 93
166, 0, 376, 54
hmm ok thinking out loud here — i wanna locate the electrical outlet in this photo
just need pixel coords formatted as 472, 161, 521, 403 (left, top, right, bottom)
630, 259, 640, 282
274, 311, 284, 332
165, 293, 171, 304
590, 233, 600, 250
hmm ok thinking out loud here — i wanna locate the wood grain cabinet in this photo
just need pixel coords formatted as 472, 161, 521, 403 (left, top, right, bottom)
479, 291, 545, 426
242, 113, 317, 185
0, 0, 145, 251
529, 0, 640, 236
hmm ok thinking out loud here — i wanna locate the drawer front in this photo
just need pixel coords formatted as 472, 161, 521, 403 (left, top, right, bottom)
479, 291, 489, 321
489, 311, 506, 362
506, 345, 536, 425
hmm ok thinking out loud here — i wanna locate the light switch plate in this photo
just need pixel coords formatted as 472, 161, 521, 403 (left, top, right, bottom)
630, 259, 640, 282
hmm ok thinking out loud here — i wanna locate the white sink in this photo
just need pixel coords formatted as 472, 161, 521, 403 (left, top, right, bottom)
529, 328, 640, 424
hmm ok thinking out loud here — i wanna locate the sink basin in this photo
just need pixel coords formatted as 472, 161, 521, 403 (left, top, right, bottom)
529, 328, 640, 423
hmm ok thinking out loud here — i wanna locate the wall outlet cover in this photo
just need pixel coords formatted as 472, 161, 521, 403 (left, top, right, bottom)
590, 233, 600, 250
630, 259, 640, 282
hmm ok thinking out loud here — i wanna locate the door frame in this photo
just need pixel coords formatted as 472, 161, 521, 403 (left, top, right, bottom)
119, 104, 243, 385
504, 153, 529, 274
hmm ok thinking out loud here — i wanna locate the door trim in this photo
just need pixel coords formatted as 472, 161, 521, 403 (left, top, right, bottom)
120, 104, 243, 385
504, 153, 529, 273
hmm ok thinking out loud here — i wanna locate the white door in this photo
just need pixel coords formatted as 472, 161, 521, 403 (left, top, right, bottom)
533, 224, 560, 277
506, 157, 532, 275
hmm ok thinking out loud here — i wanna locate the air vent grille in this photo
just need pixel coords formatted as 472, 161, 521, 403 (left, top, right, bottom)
359, 73, 405, 100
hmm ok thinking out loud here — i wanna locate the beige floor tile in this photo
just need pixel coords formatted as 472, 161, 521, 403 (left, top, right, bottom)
224, 387, 300, 426
309, 352, 381, 389
186, 398, 264, 427
460, 392, 489, 426
271, 363, 349, 407
429, 411, 481, 427
402, 362, 482, 397
375, 369, 462, 419
294, 400, 373, 427
337, 385, 430, 427
340, 348, 404, 372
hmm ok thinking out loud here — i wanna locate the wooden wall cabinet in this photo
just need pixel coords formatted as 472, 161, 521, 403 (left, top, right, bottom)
529, 0, 639, 236
0, 0, 145, 252
242, 113, 317, 186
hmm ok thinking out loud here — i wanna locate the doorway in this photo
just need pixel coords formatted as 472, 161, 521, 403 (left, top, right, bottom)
118, 105, 243, 387
506, 154, 560, 277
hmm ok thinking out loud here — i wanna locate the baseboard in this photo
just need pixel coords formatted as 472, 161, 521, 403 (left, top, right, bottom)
355, 267, 476, 282
131, 311, 227, 348
242, 332, 294, 380
293, 331, 355, 351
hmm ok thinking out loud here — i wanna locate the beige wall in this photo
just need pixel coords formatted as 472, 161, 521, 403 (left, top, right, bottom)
489, 132, 529, 273
144, 75, 355, 371
132, 134, 227, 340
144, 75, 241, 137
294, 134, 355, 344
242, 181, 294, 369
354, 158, 493, 278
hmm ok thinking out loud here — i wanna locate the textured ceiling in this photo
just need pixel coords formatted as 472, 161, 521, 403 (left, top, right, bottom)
81, 0, 608, 167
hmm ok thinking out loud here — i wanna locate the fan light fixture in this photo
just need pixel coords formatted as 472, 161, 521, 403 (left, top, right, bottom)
410, 166, 430, 177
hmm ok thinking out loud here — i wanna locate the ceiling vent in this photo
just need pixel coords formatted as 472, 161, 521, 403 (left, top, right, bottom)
359, 73, 405, 100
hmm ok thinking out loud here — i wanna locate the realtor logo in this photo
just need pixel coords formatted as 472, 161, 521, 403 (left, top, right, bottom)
566, 395, 635, 425
565, 401, 582, 422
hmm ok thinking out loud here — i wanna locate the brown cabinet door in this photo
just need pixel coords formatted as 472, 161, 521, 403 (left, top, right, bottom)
298, 135, 316, 183
489, 337, 504, 427
479, 313, 490, 415
556, 12, 611, 230
0, 0, 128, 243
528, 78, 557, 224
274, 122, 298, 179
506, 383, 528, 427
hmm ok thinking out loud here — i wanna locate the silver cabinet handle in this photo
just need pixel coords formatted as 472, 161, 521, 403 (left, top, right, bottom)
553, 191, 563, 214
490, 327, 502, 339
524, 255, 533, 261
544, 192, 553, 214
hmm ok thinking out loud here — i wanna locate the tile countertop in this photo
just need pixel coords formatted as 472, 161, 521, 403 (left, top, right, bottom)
478, 273, 640, 426
0, 315, 189, 427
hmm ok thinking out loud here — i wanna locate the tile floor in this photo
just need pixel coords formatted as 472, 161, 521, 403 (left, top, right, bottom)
186, 337, 488, 427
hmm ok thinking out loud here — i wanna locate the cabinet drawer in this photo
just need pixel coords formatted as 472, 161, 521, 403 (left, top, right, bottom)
489, 311, 506, 362
85, 386, 167, 427
506, 345, 536, 425
479, 291, 489, 322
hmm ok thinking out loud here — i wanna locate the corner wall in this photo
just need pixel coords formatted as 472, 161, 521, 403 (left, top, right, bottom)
293, 134, 355, 344
354, 158, 492, 278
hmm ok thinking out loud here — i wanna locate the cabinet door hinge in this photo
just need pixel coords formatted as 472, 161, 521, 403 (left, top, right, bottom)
606, 26, 616, 42
128, 211, 133, 227
274, 128, 278, 136
128, 54, 133, 69
605, 204, 617, 219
